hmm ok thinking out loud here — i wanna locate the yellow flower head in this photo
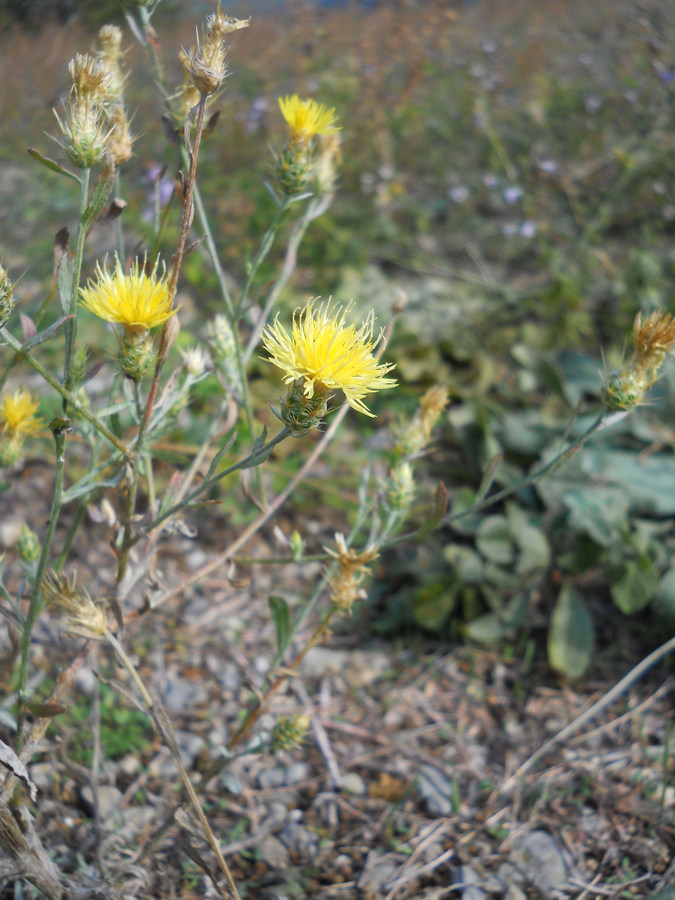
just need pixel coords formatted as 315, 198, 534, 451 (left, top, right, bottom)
262, 300, 397, 417
0, 387, 43, 437
278, 94, 339, 143
80, 256, 175, 331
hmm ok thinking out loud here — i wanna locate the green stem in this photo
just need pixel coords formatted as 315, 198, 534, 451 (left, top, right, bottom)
130, 426, 291, 545
235, 198, 292, 320
440, 412, 607, 528
63, 166, 91, 405
16, 431, 66, 748
0, 328, 128, 455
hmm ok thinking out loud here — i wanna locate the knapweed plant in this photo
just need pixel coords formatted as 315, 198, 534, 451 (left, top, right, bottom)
0, 3, 674, 898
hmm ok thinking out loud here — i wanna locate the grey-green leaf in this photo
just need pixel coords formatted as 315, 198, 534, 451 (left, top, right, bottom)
268, 595, 291, 658
548, 585, 594, 679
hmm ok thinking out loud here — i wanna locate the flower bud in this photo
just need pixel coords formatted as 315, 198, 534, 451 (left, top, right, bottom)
271, 714, 311, 752
18, 524, 41, 564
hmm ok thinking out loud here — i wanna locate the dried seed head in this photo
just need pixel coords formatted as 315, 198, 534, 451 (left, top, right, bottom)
324, 533, 378, 613
182, 4, 249, 96
96, 25, 126, 101
69, 53, 114, 105
604, 309, 675, 411
107, 105, 134, 166
313, 132, 342, 196
43, 570, 108, 636
396, 384, 448, 457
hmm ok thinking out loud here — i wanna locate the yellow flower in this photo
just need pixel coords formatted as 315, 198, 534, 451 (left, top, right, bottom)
80, 256, 175, 331
262, 300, 397, 417
278, 94, 339, 142
0, 387, 43, 437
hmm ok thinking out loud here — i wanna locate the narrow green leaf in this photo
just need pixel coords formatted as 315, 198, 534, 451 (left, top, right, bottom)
27, 147, 80, 184
268, 595, 291, 658
22, 315, 72, 351
548, 584, 593, 679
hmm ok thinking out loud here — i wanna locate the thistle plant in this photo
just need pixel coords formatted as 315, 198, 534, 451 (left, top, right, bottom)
0, 3, 671, 898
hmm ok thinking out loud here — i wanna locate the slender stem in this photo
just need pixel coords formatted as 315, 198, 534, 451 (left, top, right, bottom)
63, 166, 91, 405
118, 97, 208, 584
227, 606, 339, 752
129, 426, 291, 545
107, 632, 241, 899
235, 198, 291, 320
16, 431, 66, 748
244, 194, 332, 364
0, 328, 128, 455
440, 413, 606, 529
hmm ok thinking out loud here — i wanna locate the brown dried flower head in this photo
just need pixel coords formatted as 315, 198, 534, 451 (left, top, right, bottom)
183, 3, 249, 96
43, 570, 107, 636
605, 309, 675, 411
396, 384, 448, 457
324, 532, 379, 612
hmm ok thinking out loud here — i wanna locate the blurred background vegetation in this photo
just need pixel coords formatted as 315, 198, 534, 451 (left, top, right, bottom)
1, 0, 674, 676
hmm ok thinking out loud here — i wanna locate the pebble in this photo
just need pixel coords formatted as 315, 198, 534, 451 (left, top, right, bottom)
340, 772, 366, 796
278, 821, 318, 859
416, 763, 454, 816
459, 865, 488, 900
285, 762, 310, 785
259, 834, 289, 869
509, 830, 568, 894
357, 851, 399, 894
163, 676, 208, 714
80, 784, 123, 821
256, 767, 287, 790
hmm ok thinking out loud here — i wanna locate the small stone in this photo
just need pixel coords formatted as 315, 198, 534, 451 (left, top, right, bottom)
278, 821, 318, 859
80, 784, 123, 821
416, 763, 454, 816
256, 767, 286, 790
358, 851, 399, 894
186, 548, 208, 570
259, 835, 289, 870
163, 676, 208, 714
117, 754, 142, 778
459, 865, 488, 900
510, 830, 567, 893
285, 762, 309, 785
504, 886, 527, 900
300, 647, 349, 678
341, 772, 366, 796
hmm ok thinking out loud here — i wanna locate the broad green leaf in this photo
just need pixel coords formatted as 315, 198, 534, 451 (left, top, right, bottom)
413, 581, 457, 631
511, 343, 576, 408
443, 544, 484, 584
476, 515, 515, 565
652, 565, 675, 627
507, 503, 551, 573
268, 595, 291, 658
548, 585, 593, 679
563, 488, 629, 548
464, 611, 506, 643
609, 558, 658, 615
